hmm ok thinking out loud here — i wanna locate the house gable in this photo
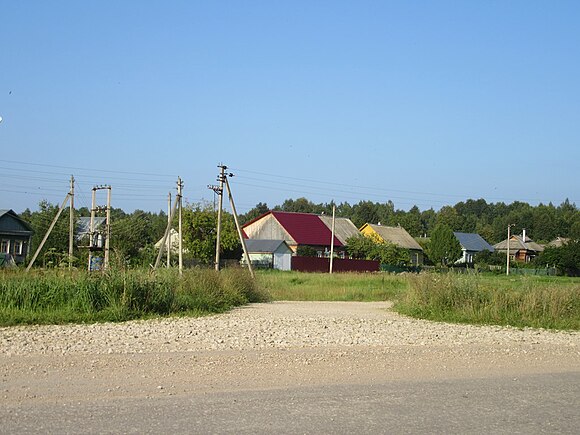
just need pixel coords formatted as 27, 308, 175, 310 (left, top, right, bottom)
0, 209, 34, 236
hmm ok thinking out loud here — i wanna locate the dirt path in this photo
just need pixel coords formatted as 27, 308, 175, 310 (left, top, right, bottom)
1, 302, 579, 405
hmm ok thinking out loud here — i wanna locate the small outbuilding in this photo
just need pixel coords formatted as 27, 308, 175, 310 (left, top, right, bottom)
242, 239, 292, 271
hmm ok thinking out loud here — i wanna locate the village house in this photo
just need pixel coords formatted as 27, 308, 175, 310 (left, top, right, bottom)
242, 211, 358, 258
494, 229, 544, 262
359, 223, 424, 266
0, 209, 34, 265
453, 232, 495, 264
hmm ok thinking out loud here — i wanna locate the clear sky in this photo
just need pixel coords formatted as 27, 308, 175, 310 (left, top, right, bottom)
1, 1, 579, 215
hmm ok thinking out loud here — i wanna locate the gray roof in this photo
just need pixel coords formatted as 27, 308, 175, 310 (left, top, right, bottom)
454, 232, 494, 252
245, 239, 289, 253
494, 235, 544, 253
363, 224, 423, 251
318, 216, 360, 244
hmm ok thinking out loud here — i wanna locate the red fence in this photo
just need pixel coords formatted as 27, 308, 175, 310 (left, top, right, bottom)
291, 256, 379, 273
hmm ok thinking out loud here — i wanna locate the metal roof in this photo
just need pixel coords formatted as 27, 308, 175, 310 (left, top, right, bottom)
245, 239, 290, 253
269, 211, 343, 247
453, 232, 494, 252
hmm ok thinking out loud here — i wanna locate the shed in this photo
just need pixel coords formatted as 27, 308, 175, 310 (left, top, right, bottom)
242, 239, 292, 270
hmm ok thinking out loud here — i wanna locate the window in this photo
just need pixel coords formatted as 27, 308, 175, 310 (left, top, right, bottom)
13, 240, 23, 256
1, 239, 9, 254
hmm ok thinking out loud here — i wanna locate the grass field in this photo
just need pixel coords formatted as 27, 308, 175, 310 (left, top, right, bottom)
0, 268, 268, 326
257, 270, 580, 331
256, 270, 408, 301
2, 268, 578, 330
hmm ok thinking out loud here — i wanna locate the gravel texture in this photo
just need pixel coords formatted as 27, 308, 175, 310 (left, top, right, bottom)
2, 301, 578, 356
1, 302, 579, 405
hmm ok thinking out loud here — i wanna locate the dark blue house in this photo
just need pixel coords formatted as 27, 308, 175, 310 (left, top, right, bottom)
0, 209, 34, 265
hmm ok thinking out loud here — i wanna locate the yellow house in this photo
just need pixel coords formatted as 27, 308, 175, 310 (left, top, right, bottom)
359, 223, 424, 266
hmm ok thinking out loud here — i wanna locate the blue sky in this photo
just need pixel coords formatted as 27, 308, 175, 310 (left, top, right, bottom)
1, 1, 579, 215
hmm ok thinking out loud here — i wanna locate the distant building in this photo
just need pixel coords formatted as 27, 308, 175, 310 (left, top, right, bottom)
546, 237, 570, 248
0, 209, 34, 265
359, 223, 424, 266
494, 230, 544, 262
453, 232, 494, 264
242, 211, 357, 258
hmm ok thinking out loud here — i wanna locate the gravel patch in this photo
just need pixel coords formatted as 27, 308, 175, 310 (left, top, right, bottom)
2, 301, 578, 356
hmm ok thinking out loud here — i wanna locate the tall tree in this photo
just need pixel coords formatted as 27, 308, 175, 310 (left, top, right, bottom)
181, 203, 240, 264
427, 224, 462, 266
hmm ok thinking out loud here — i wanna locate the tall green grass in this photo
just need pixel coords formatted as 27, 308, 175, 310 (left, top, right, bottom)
0, 268, 269, 326
396, 273, 580, 330
257, 270, 408, 301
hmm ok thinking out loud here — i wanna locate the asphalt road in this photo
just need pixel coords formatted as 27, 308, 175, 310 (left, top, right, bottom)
2, 372, 579, 434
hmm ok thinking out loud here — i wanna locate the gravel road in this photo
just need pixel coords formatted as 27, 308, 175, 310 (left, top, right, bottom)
2, 301, 578, 356
1, 301, 579, 403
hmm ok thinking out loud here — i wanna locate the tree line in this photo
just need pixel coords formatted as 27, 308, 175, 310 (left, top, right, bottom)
242, 197, 580, 244
18, 196, 580, 269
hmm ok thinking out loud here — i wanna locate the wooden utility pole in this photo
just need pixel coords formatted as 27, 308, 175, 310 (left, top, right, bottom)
88, 188, 96, 271
329, 204, 336, 274
167, 192, 171, 268
506, 224, 513, 276
68, 175, 75, 269
154, 180, 180, 270
224, 176, 254, 279
104, 187, 111, 270
26, 192, 71, 272
177, 177, 183, 275
214, 165, 226, 271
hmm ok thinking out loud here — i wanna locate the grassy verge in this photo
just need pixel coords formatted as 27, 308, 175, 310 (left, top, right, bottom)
256, 270, 408, 301
395, 273, 580, 330
0, 268, 268, 326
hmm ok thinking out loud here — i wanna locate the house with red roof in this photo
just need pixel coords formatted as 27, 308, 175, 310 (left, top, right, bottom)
242, 211, 358, 257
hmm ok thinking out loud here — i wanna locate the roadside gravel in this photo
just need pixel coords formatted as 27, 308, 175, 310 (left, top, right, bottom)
2, 301, 578, 356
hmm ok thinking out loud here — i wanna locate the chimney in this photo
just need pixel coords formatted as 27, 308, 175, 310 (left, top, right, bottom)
522, 228, 526, 241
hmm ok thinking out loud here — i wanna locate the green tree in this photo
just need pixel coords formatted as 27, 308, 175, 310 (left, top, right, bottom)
346, 235, 410, 266
240, 202, 269, 224
181, 203, 240, 264
536, 240, 580, 276
427, 224, 462, 266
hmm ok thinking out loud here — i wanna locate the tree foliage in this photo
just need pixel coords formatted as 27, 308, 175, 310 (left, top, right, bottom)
535, 241, 580, 276
346, 235, 410, 266
427, 224, 462, 266
181, 203, 240, 265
